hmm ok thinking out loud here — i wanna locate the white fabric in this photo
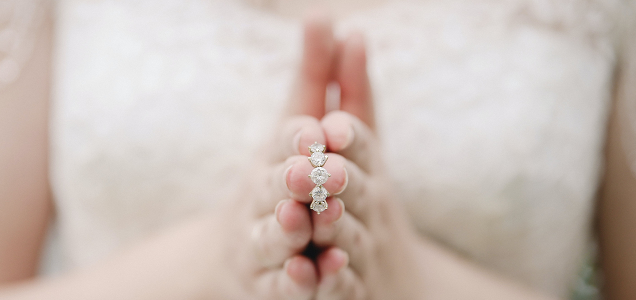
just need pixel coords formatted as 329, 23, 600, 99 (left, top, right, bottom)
49, 0, 624, 297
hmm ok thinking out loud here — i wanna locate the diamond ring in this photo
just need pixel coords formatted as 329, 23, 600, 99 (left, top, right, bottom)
308, 142, 330, 214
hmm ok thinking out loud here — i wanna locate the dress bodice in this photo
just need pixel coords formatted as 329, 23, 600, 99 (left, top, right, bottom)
49, 0, 622, 297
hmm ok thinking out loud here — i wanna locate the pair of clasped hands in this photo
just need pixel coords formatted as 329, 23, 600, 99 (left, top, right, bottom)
203, 13, 424, 300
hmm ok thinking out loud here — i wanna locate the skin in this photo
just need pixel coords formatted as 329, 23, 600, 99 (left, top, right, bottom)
597, 30, 636, 299
292, 20, 558, 299
0, 5, 635, 300
0, 2, 53, 283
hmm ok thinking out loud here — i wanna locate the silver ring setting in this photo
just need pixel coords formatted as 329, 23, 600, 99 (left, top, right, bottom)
308, 142, 330, 214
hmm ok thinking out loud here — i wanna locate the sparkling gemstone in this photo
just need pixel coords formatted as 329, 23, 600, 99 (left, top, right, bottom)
309, 142, 325, 153
309, 152, 327, 167
310, 200, 328, 214
310, 185, 329, 201
310, 167, 330, 185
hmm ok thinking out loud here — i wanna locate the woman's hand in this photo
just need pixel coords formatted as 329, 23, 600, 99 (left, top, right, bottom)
303, 32, 426, 299
198, 13, 347, 299
299, 28, 555, 300
268, 15, 424, 299
208, 11, 567, 300
2, 13, 346, 300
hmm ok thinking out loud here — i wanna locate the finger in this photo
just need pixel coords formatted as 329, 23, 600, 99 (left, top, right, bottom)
317, 267, 366, 300
321, 110, 379, 172
320, 155, 372, 221
316, 248, 367, 300
269, 116, 326, 162
285, 153, 372, 220
285, 153, 353, 203
257, 255, 317, 300
252, 200, 312, 267
313, 199, 372, 272
263, 152, 369, 218
312, 197, 345, 225
256, 155, 304, 215
336, 31, 374, 128
256, 153, 321, 214
257, 150, 343, 215
286, 10, 335, 118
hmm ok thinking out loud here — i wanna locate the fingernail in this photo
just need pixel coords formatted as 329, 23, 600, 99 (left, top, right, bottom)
293, 130, 303, 155
275, 200, 289, 224
336, 198, 345, 222
334, 167, 348, 195
284, 164, 294, 196
341, 125, 354, 150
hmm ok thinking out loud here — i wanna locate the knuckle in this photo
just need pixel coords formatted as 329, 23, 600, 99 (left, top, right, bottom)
354, 282, 368, 300
346, 222, 371, 255
326, 274, 347, 296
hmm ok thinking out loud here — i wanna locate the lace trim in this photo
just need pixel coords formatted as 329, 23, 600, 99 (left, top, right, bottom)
0, 0, 48, 89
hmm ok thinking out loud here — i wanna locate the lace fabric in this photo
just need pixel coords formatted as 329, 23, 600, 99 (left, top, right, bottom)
47, 0, 626, 297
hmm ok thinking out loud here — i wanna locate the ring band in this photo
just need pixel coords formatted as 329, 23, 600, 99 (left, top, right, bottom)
308, 142, 330, 214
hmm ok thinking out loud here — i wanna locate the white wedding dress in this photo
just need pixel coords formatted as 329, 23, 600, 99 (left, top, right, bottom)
37, 0, 631, 297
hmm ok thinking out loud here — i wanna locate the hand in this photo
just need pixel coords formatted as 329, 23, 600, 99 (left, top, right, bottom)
309, 32, 424, 299
196, 12, 352, 300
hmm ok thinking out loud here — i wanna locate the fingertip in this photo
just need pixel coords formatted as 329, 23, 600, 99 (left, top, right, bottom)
345, 31, 367, 64
344, 126, 355, 150
322, 153, 348, 195
284, 164, 294, 196
286, 255, 318, 288
303, 7, 334, 29
278, 200, 311, 234
286, 158, 315, 202
336, 198, 345, 220
336, 30, 375, 129
317, 247, 349, 276
288, 117, 325, 156
292, 130, 303, 155
313, 197, 344, 225
321, 111, 355, 152
286, 9, 335, 119
298, 131, 326, 156
275, 199, 289, 224
301, 7, 335, 78
335, 167, 349, 195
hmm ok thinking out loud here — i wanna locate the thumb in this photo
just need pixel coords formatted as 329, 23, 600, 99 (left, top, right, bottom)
285, 10, 336, 118
335, 32, 375, 129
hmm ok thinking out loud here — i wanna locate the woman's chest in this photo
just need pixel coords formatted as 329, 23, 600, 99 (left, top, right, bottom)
54, 0, 615, 210
52, 0, 616, 293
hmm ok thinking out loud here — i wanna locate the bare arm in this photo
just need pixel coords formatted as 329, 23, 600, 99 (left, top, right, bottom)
598, 6, 636, 298
0, 0, 53, 283
307, 29, 560, 300
0, 11, 348, 299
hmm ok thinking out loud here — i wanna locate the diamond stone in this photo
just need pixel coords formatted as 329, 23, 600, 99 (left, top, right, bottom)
309, 142, 325, 153
310, 200, 328, 214
309, 152, 327, 167
310, 167, 330, 185
310, 185, 329, 201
